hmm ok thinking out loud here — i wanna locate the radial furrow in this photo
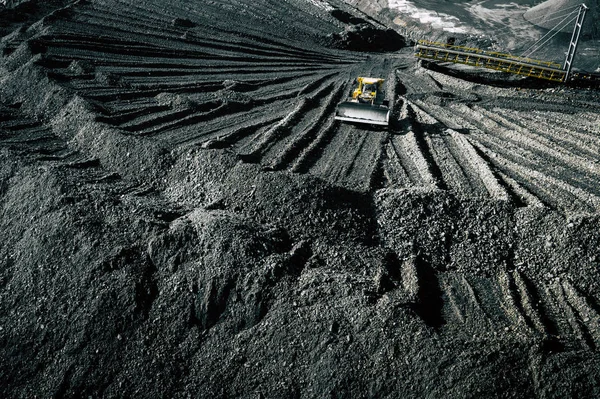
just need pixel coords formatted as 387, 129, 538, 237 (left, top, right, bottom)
463, 276, 511, 326
473, 105, 600, 180
499, 109, 600, 159
561, 281, 600, 349
550, 282, 596, 350
449, 130, 509, 201
496, 171, 545, 208
382, 138, 413, 188
309, 124, 388, 191
163, 103, 291, 148
498, 270, 535, 334
511, 271, 550, 336
238, 97, 316, 161
472, 140, 600, 212
394, 125, 439, 188
411, 104, 479, 195
263, 83, 347, 171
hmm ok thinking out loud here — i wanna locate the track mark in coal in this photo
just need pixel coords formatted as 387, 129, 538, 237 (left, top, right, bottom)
441, 274, 493, 330
515, 272, 561, 339
560, 281, 600, 349
432, 267, 600, 350
472, 140, 600, 213
0, 104, 72, 162
449, 130, 509, 201
262, 84, 348, 171
550, 281, 598, 350
498, 270, 536, 333
511, 271, 550, 335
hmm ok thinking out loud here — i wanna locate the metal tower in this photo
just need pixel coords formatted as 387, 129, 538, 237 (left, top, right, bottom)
563, 3, 588, 81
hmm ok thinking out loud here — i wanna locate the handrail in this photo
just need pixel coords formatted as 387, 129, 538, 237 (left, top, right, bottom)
416, 40, 563, 69
414, 42, 567, 82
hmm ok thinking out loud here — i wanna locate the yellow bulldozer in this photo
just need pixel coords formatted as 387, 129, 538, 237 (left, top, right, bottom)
334, 77, 390, 127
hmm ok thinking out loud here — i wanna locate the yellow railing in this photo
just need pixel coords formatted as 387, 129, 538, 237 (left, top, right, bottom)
417, 40, 563, 69
415, 40, 566, 82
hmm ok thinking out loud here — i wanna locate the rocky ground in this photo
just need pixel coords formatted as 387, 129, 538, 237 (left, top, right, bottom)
1, 0, 600, 397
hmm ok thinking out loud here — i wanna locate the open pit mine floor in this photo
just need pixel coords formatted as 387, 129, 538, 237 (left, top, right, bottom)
1, 0, 600, 397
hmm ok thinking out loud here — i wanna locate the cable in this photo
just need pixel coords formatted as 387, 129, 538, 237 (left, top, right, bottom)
527, 9, 582, 26
521, 14, 578, 58
475, 3, 582, 55
522, 16, 577, 58
519, 8, 579, 57
524, 4, 581, 23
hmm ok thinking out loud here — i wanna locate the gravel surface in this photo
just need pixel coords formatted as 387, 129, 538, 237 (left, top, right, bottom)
1, 0, 600, 397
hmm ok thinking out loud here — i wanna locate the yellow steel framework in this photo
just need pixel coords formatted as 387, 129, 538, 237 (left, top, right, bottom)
415, 40, 567, 82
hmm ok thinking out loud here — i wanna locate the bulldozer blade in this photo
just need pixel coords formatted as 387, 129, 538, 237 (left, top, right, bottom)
334, 102, 390, 126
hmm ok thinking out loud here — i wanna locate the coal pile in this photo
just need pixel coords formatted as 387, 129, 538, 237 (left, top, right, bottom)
1, 0, 600, 397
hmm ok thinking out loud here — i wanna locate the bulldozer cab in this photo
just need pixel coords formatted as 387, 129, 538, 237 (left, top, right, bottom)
357, 83, 376, 103
361, 82, 377, 94
353, 78, 380, 103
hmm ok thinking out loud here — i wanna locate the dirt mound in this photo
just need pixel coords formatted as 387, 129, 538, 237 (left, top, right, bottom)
329, 23, 406, 52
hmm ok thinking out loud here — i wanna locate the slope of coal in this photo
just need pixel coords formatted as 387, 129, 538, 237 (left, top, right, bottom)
1, 0, 600, 398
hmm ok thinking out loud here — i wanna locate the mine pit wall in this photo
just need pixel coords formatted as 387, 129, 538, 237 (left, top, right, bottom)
339, 0, 434, 43
524, 0, 599, 38
0, 54, 172, 186
340, 0, 400, 32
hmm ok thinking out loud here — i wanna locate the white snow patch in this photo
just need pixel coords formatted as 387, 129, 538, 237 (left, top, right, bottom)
469, 2, 531, 30
388, 1, 546, 49
306, 0, 334, 12
388, 0, 469, 33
